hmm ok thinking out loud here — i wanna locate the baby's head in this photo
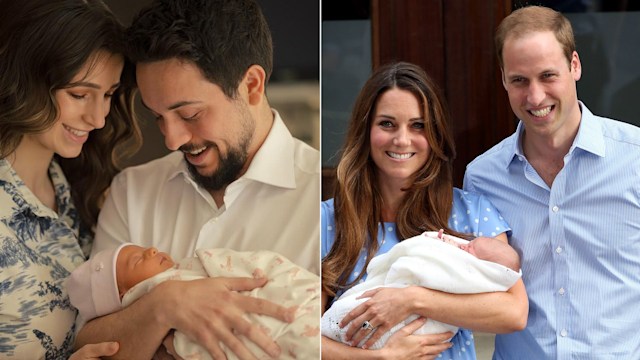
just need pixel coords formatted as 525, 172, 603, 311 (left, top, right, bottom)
459, 237, 520, 272
116, 245, 174, 297
67, 244, 174, 323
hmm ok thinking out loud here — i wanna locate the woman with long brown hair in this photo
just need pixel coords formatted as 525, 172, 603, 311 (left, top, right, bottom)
0, 0, 141, 357
321, 62, 527, 359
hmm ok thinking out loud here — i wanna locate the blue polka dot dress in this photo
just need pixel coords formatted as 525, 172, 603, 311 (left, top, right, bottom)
321, 188, 511, 359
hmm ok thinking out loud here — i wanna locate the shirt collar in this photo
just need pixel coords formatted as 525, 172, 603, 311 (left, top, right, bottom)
498, 124, 523, 170
241, 109, 296, 189
167, 109, 297, 189
570, 102, 606, 158
0, 159, 64, 220
49, 159, 75, 219
507, 100, 605, 169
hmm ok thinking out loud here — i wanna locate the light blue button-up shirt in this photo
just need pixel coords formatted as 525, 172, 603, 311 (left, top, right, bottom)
464, 102, 640, 359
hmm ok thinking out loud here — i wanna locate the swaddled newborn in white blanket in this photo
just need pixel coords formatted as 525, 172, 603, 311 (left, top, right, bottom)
321, 231, 521, 349
68, 245, 320, 360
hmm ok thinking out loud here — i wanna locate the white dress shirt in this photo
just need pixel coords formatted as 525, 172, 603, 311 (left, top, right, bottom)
92, 110, 320, 274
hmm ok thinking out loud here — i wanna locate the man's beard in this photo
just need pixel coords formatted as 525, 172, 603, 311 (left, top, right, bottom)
185, 139, 250, 191
184, 99, 256, 192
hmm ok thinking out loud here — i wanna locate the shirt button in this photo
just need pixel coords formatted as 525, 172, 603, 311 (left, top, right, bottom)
556, 246, 563, 254
558, 287, 565, 295
552, 206, 559, 212
560, 329, 568, 337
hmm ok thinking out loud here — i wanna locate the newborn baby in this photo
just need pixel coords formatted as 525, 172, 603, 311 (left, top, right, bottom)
321, 231, 521, 349
67, 244, 320, 360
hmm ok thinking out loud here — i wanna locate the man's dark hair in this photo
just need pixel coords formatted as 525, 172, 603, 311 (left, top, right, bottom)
127, 0, 273, 98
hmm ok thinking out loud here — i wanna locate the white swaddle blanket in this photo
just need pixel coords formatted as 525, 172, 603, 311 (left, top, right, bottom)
321, 232, 521, 349
123, 248, 320, 360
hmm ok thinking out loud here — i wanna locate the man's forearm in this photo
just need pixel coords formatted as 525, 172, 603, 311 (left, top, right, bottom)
75, 284, 171, 360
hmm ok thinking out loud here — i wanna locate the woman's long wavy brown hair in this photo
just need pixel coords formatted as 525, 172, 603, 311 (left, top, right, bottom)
0, 0, 141, 235
322, 62, 464, 298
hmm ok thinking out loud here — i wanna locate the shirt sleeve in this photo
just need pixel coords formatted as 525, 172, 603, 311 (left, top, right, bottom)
475, 194, 512, 238
452, 189, 511, 238
321, 199, 336, 259
462, 168, 476, 193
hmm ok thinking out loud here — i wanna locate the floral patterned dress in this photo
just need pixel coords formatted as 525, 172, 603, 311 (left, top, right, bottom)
0, 159, 91, 359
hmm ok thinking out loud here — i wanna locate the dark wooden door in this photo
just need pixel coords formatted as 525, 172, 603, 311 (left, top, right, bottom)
371, 0, 515, 187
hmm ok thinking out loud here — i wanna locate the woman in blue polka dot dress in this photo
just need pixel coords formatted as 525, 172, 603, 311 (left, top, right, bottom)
321, 62, 528, 359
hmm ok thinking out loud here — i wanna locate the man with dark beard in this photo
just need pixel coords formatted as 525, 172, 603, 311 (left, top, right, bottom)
74, 0, 320, 359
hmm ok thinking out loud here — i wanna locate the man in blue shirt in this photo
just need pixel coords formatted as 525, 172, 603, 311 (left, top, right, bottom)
464, 5, 640, 359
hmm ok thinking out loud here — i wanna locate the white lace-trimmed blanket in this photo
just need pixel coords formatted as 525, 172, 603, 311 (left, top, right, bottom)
321, 232, 521, 349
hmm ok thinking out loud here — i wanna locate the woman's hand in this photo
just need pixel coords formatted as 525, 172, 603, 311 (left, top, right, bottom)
380, 318, 453, 360
340, 286, 417, 349
69, 342, 119, 360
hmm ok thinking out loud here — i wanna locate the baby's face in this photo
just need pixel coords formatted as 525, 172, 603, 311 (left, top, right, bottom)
458, 237, 494, 258
458, 240, 478, 257
460, 236, 502, 260
116, 245, 175, 296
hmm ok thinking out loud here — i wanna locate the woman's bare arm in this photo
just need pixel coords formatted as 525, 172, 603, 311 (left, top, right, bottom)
321, 292, 453, 360
342, 233, 528, 348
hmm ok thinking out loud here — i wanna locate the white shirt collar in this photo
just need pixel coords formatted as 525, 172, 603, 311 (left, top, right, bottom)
241, 109, 296, 189
164, 109, 296, 188
163, 109, 297, 210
